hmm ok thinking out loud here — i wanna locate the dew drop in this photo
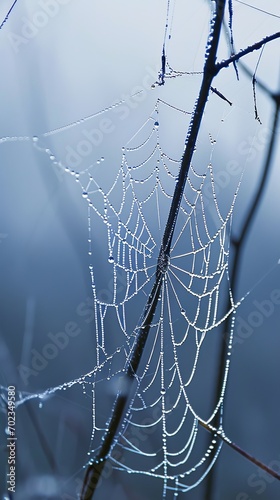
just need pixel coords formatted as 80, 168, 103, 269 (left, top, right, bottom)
82, 191, 88, 198
39, 402, 43, 409
108, 256, 114, 264
160, 388, 166, 395
32, 136, 39, 142
100, 157, 104, 162
154, 121, 159, 129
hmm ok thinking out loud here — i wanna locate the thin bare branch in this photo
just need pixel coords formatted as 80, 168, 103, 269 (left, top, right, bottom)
200, 420, 280, 482
216, 32, 280, 71
0, 0, 19, 30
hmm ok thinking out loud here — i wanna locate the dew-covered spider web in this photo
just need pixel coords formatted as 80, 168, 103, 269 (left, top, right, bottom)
1, 91, 249, 497
1, 1, 280, 499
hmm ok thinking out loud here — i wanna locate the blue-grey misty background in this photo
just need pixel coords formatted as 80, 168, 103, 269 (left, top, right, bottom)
0, 1, 280, 499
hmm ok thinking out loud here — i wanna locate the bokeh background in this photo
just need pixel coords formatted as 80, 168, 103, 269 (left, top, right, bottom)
0, 1, 280, 499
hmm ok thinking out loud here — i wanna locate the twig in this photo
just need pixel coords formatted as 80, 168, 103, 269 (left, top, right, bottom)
0, 0, 19, 30
210, 86, 232, 106
216, 32, 280, 72
252, 47, 265, 124
199, 420, 280, 482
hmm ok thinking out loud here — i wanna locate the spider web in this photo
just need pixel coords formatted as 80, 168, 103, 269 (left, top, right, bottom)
1, 1, 279, 499
72, 101, 241, 497
1, 90, 246, 498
